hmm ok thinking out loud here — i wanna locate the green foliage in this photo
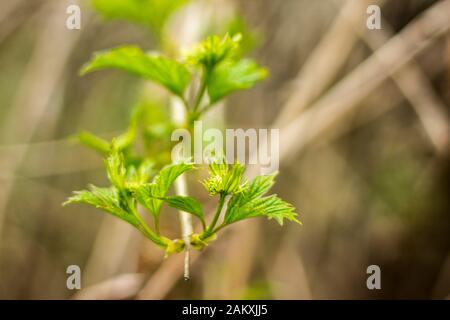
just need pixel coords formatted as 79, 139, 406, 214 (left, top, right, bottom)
91, 0, 187, 36
224, 173, 300, 226
77, 131, 111, 155
226, 194, 299, 226
187, 34, 241, 69
65, 149, 181, 249
224, 17, 260, 55
66, 25, 299, 258
161, 195, 205, 229
243, 173, 277, 201
207, 59, 268, 103
202, 162, 247, 196
105, 148, 127, 188
114, 119, 138, 151
65, 147, 299, 251
81, 46, 191, 97
125, 159, 155, 189
64, 185, 136, 226
188, 34, 267, 105
133, 162, 195, 218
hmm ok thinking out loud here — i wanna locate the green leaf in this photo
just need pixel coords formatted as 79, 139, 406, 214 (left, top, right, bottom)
104, 148, 126, 189
134, 162, 195, 217
91, 0, 187, 34
81, 46, 191, 97
223, 16, 260, 55
226, 194, 299, 226
202, 162, 247, 196
240, 172, 277, 203
207, 59, 267, 103
64, 185, 139, 228
224, 173, 300, 226
152, 162, 195, 199
125, 159, 154, 189
162, 195, 205, 229
64, 184, 167, 247
115, 123, 137, 152
133, 184, 154, 213
222, 162, 246, 195
77, 131, 111, 155
187, 34, 242, 69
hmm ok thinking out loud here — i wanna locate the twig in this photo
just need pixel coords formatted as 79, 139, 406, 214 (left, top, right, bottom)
83, 216, 141, 285
344, 13, 450, 154
73, 273, 146, 300
137, 251, 200, 299
174, 174, 193, 281
278, 0, 450, 161
171, 93, 194, 282
0, 1, 85, 243
0, 0, 33, 44
274, 0, 382, 126
268, 228, 312, 299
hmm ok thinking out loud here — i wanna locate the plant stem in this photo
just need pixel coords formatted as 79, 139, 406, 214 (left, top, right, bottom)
131, 205, 166, 248
211, 222, 227, 234
174, 177, 193, 279
198, 102, 214, 115
192, 68, 208, 113
206, 193, 226, 235
171, 96, 194, 280
181, 96, 190, 114
154, 216, 160, 236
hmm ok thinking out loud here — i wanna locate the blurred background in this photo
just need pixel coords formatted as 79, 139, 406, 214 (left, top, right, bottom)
0, 0, 449, 299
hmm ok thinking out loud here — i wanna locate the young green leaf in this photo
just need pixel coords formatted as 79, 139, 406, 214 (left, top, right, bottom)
134, 162, 195, 217
202, 162, 247, 196
64, 185, 139, 228
114, 123, 137, 152
125, 159, 155, 189
92, 0, 187, 34
104, 148, 127, 189
207, 59, 267, 103
187, 34, 242, 69
81, 46, 191, 97
225, 194, 299, 226
65, 184, 168, 247
224, 173, 300, 226
209, 161, 229, 177
239, 172, 277, 203
162, 195, 205, 229
152, 162, 196, 200
77, 131, 111, 155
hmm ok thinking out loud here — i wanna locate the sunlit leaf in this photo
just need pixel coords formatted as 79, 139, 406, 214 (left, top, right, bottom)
64, 185, 139, 227
92, 0, 187, 34
239, 172, 277, 203
207, 59, 267, 103
187, 34, 242, 69
226, 195, 299, 226
77, 131, 111, 155
125, 159, 155, 189
162, 195, 205, 229
104, 148, 127, 189
134, 162, 195, 217
225, 173, 300, 226
81, 46, 191, 97
202, 162, 246, 196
